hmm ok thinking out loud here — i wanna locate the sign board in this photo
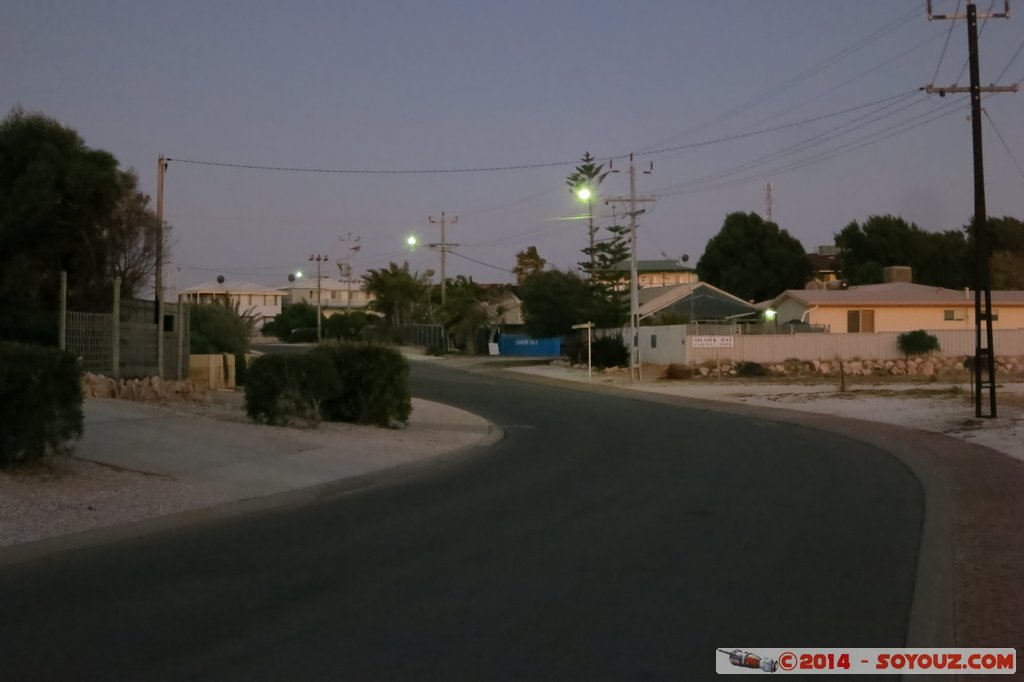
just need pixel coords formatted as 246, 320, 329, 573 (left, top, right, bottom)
691, 335, 734, 348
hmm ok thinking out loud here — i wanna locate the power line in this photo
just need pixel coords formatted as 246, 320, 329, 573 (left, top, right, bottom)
983, 110, 1024, 182
995, 36, 1024, 82
650, 92, 928, 195
640, 90, 920, 159
167, 156, 578, 175
446, 250, 514, 274
166, 92, 916, 178
654, 98, 968, 198
637, 5, 922, 151
931, 0, 962, 84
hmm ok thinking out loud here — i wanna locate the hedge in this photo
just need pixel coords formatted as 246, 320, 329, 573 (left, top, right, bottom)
314, 343, 412, 426
0, 342, 83, 467
244, 343, 411, 428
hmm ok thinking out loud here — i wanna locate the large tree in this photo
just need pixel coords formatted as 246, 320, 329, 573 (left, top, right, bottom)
697, 212, 812, 302
0, 108, 122, 341
835, 214, 968, 288
102, 170, 168, 299
519, 269, 625, 337
0, 108, 173, 343
966, 215, 1024, 290
566, 151, 610, 277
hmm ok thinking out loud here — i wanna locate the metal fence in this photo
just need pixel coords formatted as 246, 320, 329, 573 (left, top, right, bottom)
65, 299, 189, 379
401, 324, 449, 352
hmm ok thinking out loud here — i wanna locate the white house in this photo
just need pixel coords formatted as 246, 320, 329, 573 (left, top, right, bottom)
178, 281, 284, 324
279, 278, 375, 315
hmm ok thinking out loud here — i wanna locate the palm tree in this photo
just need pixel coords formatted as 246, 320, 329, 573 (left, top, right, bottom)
362, 262, 426, 326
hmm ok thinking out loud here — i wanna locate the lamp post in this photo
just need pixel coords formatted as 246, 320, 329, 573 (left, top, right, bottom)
309, 253, 327, 341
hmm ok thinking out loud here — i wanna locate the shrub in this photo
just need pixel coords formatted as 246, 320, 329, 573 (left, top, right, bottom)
0, 342, 83, 467
591, 336, 629, 369
314, 343, 412, 426
244, 353, 337, 425
735, 361, 768, 377
323, 311, 374, 341
898, 330, 941, 356
263, 303, 323, 342
190, 304, 250, 355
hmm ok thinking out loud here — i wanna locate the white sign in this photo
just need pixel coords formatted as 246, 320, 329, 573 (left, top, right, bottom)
691, 335, 734, 348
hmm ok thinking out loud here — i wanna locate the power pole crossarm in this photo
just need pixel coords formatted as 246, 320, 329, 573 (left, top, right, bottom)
924, 85, 1019, 94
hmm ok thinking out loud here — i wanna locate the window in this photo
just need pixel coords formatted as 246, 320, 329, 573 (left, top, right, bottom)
650, 334, 657, 349
944, 309, 966, 321
981, 308, 999, 322
846, 309, 875, 333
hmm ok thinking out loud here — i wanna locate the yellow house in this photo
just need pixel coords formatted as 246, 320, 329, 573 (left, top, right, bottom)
769, 281, 1024, 333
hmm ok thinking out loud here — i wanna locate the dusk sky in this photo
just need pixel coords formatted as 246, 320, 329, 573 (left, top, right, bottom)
3, 1, 1023, 293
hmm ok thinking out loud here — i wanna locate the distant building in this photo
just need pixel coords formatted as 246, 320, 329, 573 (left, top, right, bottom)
279, 278, 375, 316
179, 281, 284, 324
610, 259, 698, 289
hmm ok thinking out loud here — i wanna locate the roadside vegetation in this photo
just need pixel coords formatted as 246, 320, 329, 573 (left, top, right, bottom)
245, 342, 411, 428
0, 343, 83, 468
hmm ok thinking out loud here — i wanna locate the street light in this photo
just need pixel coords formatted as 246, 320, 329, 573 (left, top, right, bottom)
406, 235, 418, 248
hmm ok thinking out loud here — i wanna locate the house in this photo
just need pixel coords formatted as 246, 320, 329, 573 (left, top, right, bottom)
638, 282, 759, 322
769, 274, 1024, 333
807, 245, 840, 285
279, 278, 375, 315
179, 281, 284, 324
611, 259, 698, 289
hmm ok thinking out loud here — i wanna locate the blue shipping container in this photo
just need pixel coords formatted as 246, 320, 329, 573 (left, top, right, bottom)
497, 334, 561, 357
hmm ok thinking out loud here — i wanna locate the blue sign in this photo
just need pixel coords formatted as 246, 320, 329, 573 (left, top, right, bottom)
497, 334, 561, 357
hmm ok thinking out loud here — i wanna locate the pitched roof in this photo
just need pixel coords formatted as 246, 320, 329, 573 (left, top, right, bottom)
181, 281, 284, 295
279, 279, 357, 292
638, 282, 757, 318
772, 281, 1024, 307
612, 259, 694, 273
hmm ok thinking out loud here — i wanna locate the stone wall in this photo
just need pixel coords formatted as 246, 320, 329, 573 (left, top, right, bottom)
689, 355, 1024, 379
81, 372, 209, 403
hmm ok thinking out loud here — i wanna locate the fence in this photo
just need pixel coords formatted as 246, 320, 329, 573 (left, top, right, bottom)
65, 298, 189, 379
402, 324, 448, 353
600, 324, 1024, 366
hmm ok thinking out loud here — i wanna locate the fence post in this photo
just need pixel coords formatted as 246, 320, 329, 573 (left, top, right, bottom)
59, 271, 67, 350
177, 298, 185, 380
112, 278, 121, 379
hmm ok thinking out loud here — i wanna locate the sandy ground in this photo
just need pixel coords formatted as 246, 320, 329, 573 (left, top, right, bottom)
506, 363, 1024, 463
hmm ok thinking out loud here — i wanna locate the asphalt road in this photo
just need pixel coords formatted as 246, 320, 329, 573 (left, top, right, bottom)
0, 360, 923, 680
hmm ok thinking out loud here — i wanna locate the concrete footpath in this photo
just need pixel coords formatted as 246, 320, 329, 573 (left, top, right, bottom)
78, 396, 499, 501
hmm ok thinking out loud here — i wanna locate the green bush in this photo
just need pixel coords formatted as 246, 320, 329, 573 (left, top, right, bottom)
190, 304, 250, 355
898, 330, 941, 356
591, 336, 629, 369
0, 342, 83, 467
735, 361, 768, 377
314, 343, 412, 427
323, 311, 375, 341
244, 353, 338, 425
263, 303, 323, 342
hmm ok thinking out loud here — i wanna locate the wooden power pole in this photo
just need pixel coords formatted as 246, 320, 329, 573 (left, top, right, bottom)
925, 0, 1018, 418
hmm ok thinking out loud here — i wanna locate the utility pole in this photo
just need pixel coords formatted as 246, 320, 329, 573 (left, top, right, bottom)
155, 155, 167, 377
338, 233, 361, 312
428, 212, 458, 305
764, 182, 774, 222
925, 0, 1017, 418
606, 154, 654, 382
309, 253, 327, 341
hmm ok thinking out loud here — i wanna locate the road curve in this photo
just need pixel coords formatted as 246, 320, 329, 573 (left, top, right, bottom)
0, 360, 923, 680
